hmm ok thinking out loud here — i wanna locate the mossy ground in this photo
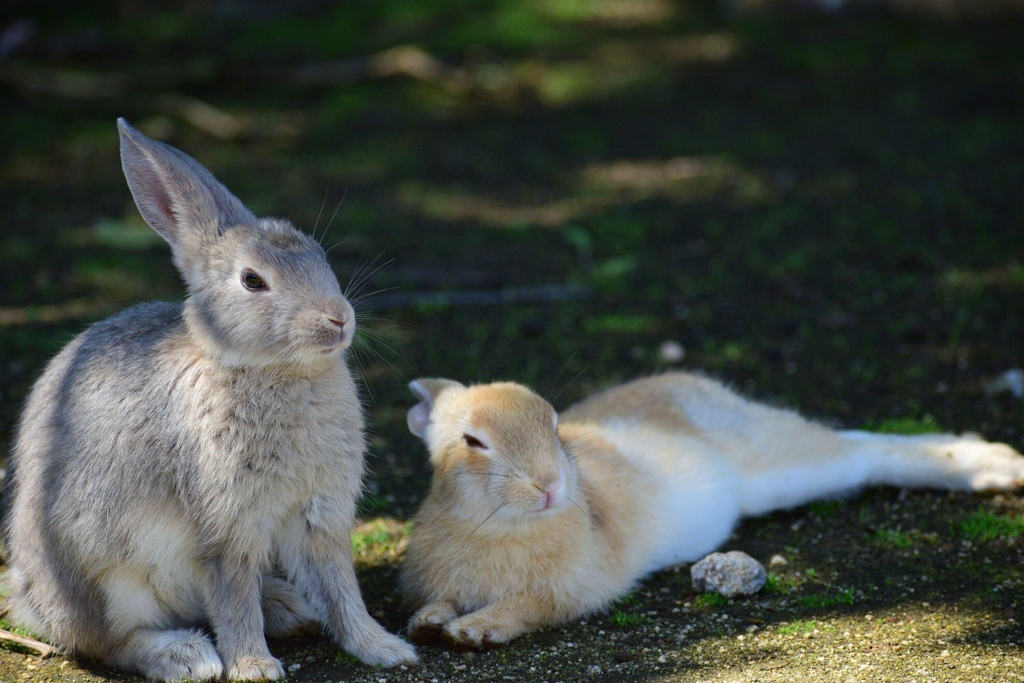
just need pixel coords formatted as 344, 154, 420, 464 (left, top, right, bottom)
1, 1, 1023, 681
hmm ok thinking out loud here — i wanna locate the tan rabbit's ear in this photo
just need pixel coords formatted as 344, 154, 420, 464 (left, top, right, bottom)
407, 378, 464, 440
117, 118, 255, 276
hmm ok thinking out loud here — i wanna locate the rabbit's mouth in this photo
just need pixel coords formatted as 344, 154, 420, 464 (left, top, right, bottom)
319, 335, 349, 354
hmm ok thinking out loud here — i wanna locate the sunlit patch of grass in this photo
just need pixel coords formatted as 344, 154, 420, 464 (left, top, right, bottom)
943, 263, 1024, 291
350, 517, 411, 567
777, 620, 818, 635
399, 154, 766, 230
580, 156, 767, 203
59, 217, 166, 251
865, 415, 942, 435
959, 509, 1024, 542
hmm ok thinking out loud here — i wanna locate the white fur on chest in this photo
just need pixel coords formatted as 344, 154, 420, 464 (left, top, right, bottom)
592, 420, 740, 571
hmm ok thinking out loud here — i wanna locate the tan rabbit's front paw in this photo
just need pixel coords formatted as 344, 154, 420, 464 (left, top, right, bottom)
226, 654, 285, 681
443, 613, 519, 648
409, 601, 458, 645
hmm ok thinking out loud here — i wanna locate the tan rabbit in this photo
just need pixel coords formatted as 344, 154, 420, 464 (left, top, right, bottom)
399, 372, 1024, 647
3, 120, 416, 681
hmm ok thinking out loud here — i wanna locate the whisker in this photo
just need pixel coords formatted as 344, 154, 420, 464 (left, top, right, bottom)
553, 364, 591, 404
356, 330, 406, 360
548, 352, 577, 399
350, 286, 403, 309
369, 467, 436, 488
349, 344, 377, 405
356, 342, 407, 383
344, 253, 386, 299
469, 503, 507, 536
566, 495, 589, 517
346, 257, 396, 303
313, 186, 329, 242
322, 186, 348, 245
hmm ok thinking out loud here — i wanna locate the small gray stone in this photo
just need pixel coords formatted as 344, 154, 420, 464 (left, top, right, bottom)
691, 551, 766, 596
658, 340, 686, 363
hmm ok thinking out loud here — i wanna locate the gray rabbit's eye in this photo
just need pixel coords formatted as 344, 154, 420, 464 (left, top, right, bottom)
241, 270, 268, 291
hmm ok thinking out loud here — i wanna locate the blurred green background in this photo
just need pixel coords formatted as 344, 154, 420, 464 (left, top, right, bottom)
1, 0, 1023, 513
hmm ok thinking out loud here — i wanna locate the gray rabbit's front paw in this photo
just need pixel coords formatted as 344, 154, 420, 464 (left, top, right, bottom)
225, 654, 285, 681
122, 629, 224, 682
346, 624, 418, 667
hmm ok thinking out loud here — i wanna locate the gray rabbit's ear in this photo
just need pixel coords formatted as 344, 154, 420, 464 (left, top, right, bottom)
407, 378, 464, 440
117, 118, 255, 252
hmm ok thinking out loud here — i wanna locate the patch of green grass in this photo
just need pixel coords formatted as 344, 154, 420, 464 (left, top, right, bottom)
865, 415, 941, 435
350, 518, 410, 562
870, 528, 913, 548
351, 524, 392, 554
608, 610, 646, 627
764, 572, 797, 595
809, 500, 844, 518
589, 257, 640, 292
777, 620, 818, 635
694, 593, 730, 608
797, 588, 855, 609
583, 313, 655, 334
612, 591, 641, 607
959, 509, 1024, 542
334, 651, 360, 665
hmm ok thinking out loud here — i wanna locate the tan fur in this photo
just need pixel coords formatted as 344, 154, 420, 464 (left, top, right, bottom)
400, 372, 1024, 647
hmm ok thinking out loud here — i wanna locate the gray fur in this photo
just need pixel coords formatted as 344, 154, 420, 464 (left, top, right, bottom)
3, 119, 416, 681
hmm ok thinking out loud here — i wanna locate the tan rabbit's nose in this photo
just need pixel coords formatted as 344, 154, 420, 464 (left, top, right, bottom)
536, 472, 567, 511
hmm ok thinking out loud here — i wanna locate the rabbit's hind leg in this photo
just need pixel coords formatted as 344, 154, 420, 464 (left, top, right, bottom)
262, 575, 319, 638
113, 628, 223, 682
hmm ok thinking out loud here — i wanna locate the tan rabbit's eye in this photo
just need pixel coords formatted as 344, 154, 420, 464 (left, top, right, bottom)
463, 434, 488, 450
241, 270, 268, 292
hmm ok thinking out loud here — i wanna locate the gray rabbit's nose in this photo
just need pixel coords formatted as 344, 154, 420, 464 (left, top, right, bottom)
327, 318, 345, 329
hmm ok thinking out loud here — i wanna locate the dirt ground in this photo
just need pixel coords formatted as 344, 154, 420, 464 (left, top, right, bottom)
1, 1, 1023, 681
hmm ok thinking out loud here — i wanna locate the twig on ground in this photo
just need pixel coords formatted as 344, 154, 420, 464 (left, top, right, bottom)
0, 630, 56, 658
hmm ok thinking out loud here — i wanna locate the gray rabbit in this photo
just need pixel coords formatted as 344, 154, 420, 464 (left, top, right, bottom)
2, 119, 417, 680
